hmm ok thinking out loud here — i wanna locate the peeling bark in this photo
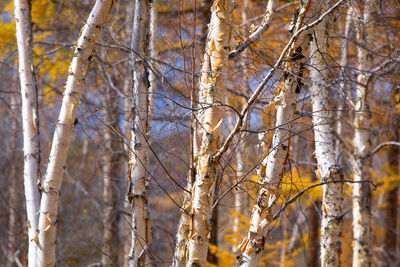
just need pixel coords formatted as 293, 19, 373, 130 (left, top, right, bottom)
237, 3, 312, 266
36, 1, 114, 266
14, 0, 41, 265
185, 1, 234, 266
128, 0, 153, 266
352, 1, 376, 266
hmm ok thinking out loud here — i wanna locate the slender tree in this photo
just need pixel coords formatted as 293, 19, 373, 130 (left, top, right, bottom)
36, 1, 114, 265
7, 93, 21, 267
352, 1, 376, 265
101, 85, 121, 266
173, 1, 213, 266
308, 1, 344, 266
128, 0, 153, 265
14, 1, 41, 265
237, 2, 312, 266
183, 0, 234, 265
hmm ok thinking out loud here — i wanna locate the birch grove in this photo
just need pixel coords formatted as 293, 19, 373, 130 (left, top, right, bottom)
2, 0, 400, 266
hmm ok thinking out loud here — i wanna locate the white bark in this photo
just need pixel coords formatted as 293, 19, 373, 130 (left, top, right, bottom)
14, 1, 41, 265
352, 1, 375, 266
128, 0, 152, 266
308, 2, 344, 266
36, 1, 114, 266
237, 3, 312, 266
173, 2, 212, 265
185, 1, 234, 266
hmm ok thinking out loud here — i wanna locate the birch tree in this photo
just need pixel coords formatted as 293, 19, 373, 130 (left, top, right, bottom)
181, 0, 234, 266
36, 1, 114, 266
102, 85, 121, 266
237, 2, 312, 266
14, 1, 41, 265
308, 1, 344, 266
128, 0, 153, 265
174, 1, 213, 266
352, 1, 376, 265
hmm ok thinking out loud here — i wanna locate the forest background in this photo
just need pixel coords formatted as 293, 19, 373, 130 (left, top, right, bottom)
0, 0, 399, 266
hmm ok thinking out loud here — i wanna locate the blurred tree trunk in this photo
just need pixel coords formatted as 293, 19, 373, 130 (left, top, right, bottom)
207, 186, 219, 265
308, 165, 320, 267
230, 0, 251, 255
128, 0, 152, 265
101, 86, 121, 266
7, 94, 21, 267
308, 1, 344, 266
36, 1, 114, 266
184, 0, 234, 266
237, 3, 312, 266
352, 1, 376, 266
335, 6, 352, 155
384, 85, 400, 265
14, 1, 41, 265
121, 1, 134, 266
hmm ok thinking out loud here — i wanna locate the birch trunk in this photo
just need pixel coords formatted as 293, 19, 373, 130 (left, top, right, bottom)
102, 86, 121, 266
14, 1, 41, 265
352, 1, 375, 266
308, 2, 345, 266
122, 2, 134, 266
231, 1, 250, 254
128, 1, 152, 266
36, 1, 114, 266
237, 3, 312, 266
173, 2, 213, 266
185, 1, 234, 265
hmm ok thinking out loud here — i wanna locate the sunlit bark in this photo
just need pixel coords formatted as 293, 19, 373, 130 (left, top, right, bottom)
14, 0, 41, 265
184, 1, 234, 266
128, 0, 152, 266
36, 1, 114, 266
